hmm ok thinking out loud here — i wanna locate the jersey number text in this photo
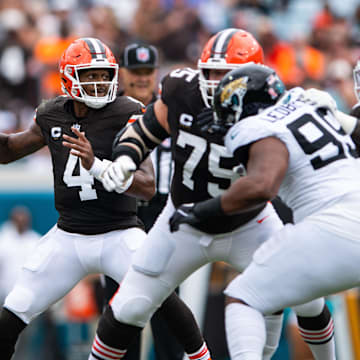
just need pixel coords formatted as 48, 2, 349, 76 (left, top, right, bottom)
63, 153, 98, 201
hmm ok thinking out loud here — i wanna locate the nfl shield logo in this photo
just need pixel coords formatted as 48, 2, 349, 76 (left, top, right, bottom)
136, 47, 150, 63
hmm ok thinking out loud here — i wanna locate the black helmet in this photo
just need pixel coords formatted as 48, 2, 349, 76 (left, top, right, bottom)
213, 63, 285, 129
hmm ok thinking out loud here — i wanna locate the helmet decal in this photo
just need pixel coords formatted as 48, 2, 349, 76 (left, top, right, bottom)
81, 37, 107, 60
220, 76, 248, 121
210, 28, 238, 60
267, 74, 285, 99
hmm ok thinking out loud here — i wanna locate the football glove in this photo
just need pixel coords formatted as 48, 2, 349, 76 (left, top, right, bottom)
301, 88, 357, 134
300, 88, 337, 114
102, 155, 136, 192
169, 203, 200, 233
197, 107, 214, 131
169, 197, 225, 233
197, 107, 229, 136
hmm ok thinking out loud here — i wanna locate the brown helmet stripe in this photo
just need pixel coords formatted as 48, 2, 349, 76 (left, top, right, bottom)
82, 37, 106, 59
210, 28, 238, 59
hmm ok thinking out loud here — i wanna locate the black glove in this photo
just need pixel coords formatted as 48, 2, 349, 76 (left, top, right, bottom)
197, 107, 214, 131
169, 197, 225, 233
169, 203, 199, 233
197, 107, 228, 136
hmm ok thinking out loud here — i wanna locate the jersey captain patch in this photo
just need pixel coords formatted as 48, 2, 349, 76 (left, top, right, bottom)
51, 127, 62, 140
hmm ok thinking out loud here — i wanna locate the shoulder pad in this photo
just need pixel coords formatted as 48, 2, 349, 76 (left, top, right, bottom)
161, 68, 199, 105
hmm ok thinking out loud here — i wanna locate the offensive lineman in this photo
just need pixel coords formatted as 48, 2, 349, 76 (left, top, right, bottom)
88, 29, 336, 360
0, 37, 210, 360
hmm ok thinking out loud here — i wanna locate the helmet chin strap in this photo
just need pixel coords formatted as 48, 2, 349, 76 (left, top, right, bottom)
84, 98, 107, 109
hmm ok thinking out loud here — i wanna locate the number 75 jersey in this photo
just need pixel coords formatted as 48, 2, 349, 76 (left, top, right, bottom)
225, 87, 360, 223
161, 68, 243, 208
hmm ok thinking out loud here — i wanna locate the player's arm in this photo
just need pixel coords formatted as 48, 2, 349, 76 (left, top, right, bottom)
101, 99, 170, 192
63, 127, 155, 200
301, 88, 360, 148
0, 122, 45, 164
221, 137, 288, 214
112, 99, 170, 167
170, 137, 288, 232
125, 156, 155, 200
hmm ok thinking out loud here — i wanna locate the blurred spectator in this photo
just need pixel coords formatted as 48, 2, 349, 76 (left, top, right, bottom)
131, 0, 209, 64
350, 4, 360, 47
87, 5, 132, 58
324, 58, 357, 112
0, 8, 39, 108
257, 18, 325, 86
0, 205, 40, 303
0, 207, 61, 360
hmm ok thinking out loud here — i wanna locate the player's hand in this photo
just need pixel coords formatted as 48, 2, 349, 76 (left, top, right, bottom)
169, 203, 200, 232
197, 107, 214, 131
197, 107, 229, 136
62, 127, 94, 170
102, 155, 136, 192
300, 88, 337, 115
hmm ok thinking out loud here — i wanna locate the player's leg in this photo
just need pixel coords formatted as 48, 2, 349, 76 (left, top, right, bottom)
0, 226, 89, 360
153, 291, 211, 360
292, 298, 335, 360
102, 276, 141, 360
224, 218, 360, 359
97, 227, 147, 360
223, 202, 284, 360
150, 294, 184, 360
90, 202, 212, 360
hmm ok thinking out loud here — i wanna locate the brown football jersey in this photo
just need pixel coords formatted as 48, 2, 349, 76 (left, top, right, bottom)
35, 95, 144, 235
161, 68, 257, 233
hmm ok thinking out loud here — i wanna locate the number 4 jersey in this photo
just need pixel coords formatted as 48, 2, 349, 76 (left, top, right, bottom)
225, 87, 360, 223
35, 96, 144, 235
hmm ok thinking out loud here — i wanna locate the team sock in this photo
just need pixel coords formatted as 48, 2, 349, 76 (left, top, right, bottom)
294, 300, 336, 360
89, 334, 126, 359
186, 341, 211, 360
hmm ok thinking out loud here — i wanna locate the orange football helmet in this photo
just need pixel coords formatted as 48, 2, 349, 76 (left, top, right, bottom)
198, 28, 264, 107
59, 38, 118, 109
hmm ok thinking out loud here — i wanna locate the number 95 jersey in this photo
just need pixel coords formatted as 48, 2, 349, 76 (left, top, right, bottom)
35, 96, 144, 235
161, 68, 255, 233
225, 87, 360, 223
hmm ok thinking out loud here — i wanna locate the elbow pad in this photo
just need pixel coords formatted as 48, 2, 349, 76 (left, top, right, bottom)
112, 103, 169, 166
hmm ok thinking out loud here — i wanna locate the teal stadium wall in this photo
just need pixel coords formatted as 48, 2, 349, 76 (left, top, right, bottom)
0, 192, 58, 235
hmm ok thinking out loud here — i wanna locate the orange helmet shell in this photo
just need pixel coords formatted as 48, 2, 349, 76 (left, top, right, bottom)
198, 28, 264, 107
200, 29, 264, 65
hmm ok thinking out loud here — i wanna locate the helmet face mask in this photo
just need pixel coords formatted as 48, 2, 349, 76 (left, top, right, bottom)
60, 38, 119, 109
198, 28, 264, 108
353, 61, 360, 102
213, 63, 285, 129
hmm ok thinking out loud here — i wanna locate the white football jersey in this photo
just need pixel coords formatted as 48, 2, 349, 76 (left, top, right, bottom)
225, 87, 360, 222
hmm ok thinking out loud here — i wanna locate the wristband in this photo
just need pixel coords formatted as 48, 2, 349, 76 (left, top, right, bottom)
193, 197, 225, 220
88, 157, 112, 180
